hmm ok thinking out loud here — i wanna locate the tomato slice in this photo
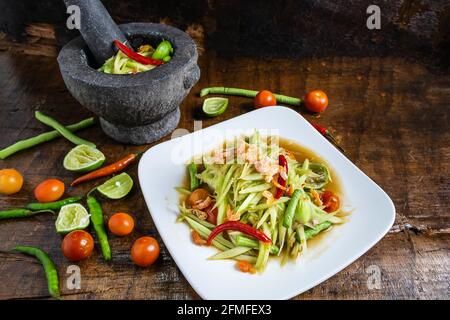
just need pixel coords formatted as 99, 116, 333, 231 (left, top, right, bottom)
320, 190, 340, 213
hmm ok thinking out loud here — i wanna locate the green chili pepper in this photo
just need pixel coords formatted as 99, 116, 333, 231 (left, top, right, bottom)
0, 117, 95, 159
0, 209, 54, 220
283, 189, 302, 228
26, 196, 83, 211
152, 40, 173, 60
295, 221, 332, 242
87, 195, 111, 261
11, 246, 60, 299
35, 111, 96, 148
188, 163, 200, 191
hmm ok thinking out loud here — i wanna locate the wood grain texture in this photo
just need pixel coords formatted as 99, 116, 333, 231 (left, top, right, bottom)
0, 51, 448, 300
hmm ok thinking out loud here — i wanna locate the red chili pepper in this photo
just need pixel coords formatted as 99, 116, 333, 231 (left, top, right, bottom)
310, 121, 346, 154
113, 40, 164, 66
274, 155, 288, 199
207, 221, 271, 246
71, 153, 140, 186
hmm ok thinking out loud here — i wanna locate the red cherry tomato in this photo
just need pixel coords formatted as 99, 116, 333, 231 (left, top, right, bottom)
131, 236, 160, 267
108, 213, 135, 236
321, 190, 340, 213
254, 90, 277, 108
304, 90, 328, 113
61, 230, 94, 262
34, 179, 65, 203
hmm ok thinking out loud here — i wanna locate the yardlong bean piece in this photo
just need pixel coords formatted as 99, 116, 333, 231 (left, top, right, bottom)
11, 246, 60, 299
283, 189, 302, 228
199, 87, 302, 106
87, 195, 111, 261
35, 111, 96, 148
0, 209, 54, 220
0, 117, 95, 159
295, 221, 332, 242
26, 196, 82, 211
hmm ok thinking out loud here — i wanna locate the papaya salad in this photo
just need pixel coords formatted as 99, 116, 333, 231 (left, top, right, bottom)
177, 131, 346, 274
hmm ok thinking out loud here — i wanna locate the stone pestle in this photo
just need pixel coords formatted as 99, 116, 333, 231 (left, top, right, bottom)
62, 0, 127, 65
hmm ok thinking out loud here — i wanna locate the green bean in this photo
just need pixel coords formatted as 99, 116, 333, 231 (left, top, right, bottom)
0, 117, 95, 159
199, 87, 302, 106
235, 235, 279, 254
187, 163, 199, 191
87, 195, 111, 261
11, 246, 60, 299
283, 189, 302, 228
35, 111, 96, 148
0, 209, 54, 220
296, 221, 332, 242
26, 196, 82, 211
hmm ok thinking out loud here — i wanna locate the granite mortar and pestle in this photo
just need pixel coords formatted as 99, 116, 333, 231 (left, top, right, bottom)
57, 0, 200, 144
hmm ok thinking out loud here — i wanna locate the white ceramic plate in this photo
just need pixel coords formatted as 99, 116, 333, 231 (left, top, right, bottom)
138, 107, 395, 300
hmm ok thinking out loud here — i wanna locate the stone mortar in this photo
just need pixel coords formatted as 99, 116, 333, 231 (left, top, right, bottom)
57, 22, 200, 144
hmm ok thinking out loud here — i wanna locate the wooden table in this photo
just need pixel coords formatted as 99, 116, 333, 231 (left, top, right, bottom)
0, 50, 448, 300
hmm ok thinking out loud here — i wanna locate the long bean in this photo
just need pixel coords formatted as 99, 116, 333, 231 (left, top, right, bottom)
0, 117, 95, 159
296, 221, 332, 242
26, 196, 82, 211
87, 195, 111, 261
35, 111, 96, 148
0, 209, 54, 220
199, 87, 302, 106
11, 246, 60, 299
283, 189, 302, 228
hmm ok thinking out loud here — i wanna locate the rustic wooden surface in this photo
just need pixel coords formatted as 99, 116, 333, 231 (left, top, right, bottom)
0, 50, 448, 300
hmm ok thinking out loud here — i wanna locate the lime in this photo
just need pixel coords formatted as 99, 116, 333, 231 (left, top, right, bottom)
97, 172, 133, 199
55, 203, 90, 233
63, 145, 105, 173
202, 97, 228, 117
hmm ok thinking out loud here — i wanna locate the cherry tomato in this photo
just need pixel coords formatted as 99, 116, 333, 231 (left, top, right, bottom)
34, 178, 65, 203
108, 213, 135, 236
304, 90, 328, 113
61, 230, 94, 262
131, 236, 160, 267
0, 169, 24, 195
321, 190, 340, 213
206, 205, 218, 225
254, 90, 277, 108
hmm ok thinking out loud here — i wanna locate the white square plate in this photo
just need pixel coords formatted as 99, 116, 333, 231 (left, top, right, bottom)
138, 107, 395, 300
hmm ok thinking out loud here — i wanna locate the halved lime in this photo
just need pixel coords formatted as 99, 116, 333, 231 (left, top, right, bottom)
202, 97, 228, 117
55, 203, 90, 233
97, 172, 133, 199
63, 145, 106, 173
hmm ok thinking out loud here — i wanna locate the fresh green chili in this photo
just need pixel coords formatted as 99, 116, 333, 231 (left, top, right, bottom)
199, 87, 302, 106
283, 189, 302, 228
87, 195, 111, 261
0, 117, 95, 159
152, 40, 173, 60
295, 221, 332, 242
11, 246, 60, 299
35, 111, 96, 148
0, 209, 54, 220
188, 163, 200, 191
26, 196, 83, 211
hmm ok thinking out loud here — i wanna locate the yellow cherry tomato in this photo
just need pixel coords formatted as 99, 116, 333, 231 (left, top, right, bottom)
0, 169, 24, 195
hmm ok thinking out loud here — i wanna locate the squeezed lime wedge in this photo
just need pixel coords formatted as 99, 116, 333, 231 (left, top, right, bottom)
97, 172, 133, 199
63, 145, 105, 173
202, 97, 228, 117
55, 203, 90, 233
